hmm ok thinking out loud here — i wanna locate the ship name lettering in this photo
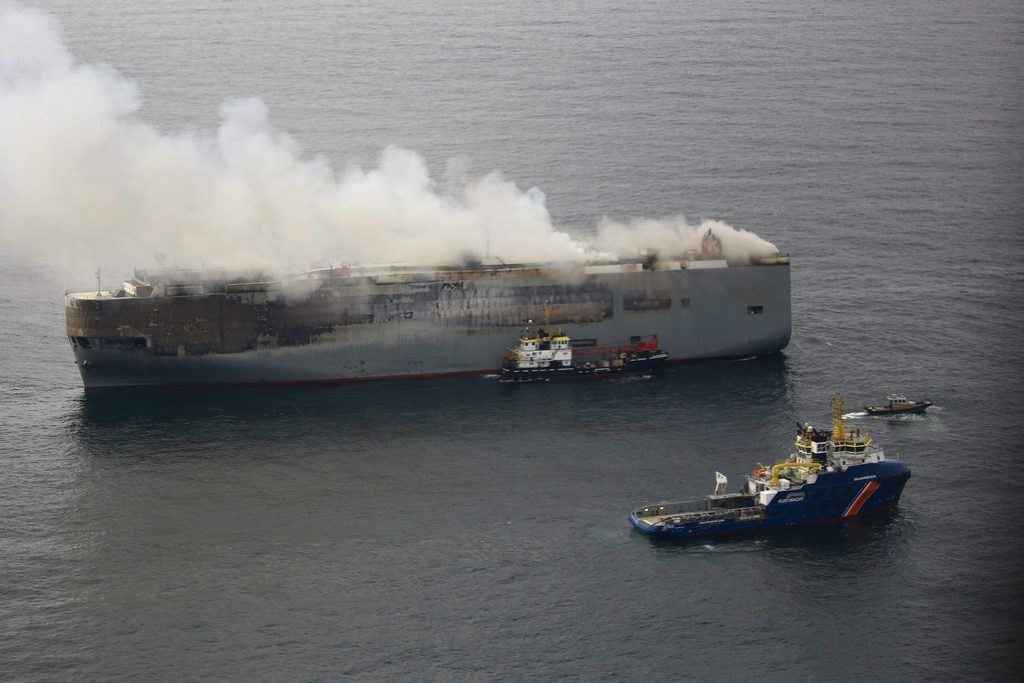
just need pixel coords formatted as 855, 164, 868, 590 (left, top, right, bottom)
777, 494, 805, 504
441, 281, 464, 291
854, 475, 877, 481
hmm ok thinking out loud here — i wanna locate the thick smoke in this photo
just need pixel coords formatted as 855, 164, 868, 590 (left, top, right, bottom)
0, 3, 778, 274
595, 216, 779, 263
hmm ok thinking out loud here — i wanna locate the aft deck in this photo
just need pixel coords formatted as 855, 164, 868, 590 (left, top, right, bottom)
636, 506, 765, 526
634, 493, 763, 526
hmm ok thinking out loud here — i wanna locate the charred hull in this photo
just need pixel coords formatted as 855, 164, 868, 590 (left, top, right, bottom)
65, 258, 791, 388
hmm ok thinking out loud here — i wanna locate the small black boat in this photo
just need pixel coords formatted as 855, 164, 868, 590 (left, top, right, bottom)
864, 393, 932, 415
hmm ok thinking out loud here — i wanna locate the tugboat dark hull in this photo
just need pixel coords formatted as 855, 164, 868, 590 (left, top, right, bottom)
500, 351, 667, 383
864, 401, 931, 415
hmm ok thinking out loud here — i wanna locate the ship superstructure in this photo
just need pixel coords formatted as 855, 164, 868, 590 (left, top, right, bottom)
66, 251, 791, 388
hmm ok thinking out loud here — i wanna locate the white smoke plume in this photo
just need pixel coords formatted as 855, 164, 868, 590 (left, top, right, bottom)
595, 216, 780, 263
0, 3, 778, 274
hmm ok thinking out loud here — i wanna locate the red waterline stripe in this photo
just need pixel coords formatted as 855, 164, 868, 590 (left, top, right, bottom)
83, 368, 500, 390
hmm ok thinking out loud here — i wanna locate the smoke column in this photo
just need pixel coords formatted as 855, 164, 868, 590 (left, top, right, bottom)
0, 3, 778, 274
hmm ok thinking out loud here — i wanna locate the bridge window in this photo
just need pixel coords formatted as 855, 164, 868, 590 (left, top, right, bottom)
747, 305, 764, 315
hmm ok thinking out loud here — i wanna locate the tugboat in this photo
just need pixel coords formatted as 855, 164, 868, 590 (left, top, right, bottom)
500, 326, 667, 383
864, 393, 932, 415
629, 392, 911, 539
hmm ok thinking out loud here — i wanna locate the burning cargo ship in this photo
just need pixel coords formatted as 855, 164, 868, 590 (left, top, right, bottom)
65, 241, 791, 389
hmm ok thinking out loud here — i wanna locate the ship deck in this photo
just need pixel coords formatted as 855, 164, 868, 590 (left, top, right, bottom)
635, 505, 764, 526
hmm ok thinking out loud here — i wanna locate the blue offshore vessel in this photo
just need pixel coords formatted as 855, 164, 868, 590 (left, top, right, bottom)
629, 393, 911, 539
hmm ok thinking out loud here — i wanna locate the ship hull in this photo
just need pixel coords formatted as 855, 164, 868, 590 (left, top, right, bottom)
66, 261, 791, 389
499, 351, 668, 383
630, 460, 910, 539
864, 403, 931, 415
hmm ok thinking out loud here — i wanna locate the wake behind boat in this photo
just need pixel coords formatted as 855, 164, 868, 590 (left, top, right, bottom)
630, 392, 911, 539
864, 393, 932, 415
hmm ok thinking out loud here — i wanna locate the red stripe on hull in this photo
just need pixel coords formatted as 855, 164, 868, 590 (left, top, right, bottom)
83, 368, 501, 390
844, 480, 881, 518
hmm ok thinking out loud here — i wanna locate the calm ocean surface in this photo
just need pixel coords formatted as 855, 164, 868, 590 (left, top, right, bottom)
2, 1, 1023, 680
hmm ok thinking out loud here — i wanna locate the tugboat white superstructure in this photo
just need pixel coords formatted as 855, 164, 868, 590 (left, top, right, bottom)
630, 392, 911, 539
500, 325, 667, 382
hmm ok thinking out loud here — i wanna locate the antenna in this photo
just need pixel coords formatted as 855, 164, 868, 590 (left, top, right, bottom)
96, 267, 101, 295
832, 391, 846, 439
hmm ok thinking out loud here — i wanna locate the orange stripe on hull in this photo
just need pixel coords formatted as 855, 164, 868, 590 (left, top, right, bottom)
844, 480, 881, 518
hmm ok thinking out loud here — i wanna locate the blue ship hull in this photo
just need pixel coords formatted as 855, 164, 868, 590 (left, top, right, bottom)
630, 460, 910, 539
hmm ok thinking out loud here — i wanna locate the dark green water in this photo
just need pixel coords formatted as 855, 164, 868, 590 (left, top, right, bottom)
2, 1, 1022, 679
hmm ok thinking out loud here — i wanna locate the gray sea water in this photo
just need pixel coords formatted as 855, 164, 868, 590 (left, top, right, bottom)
2, 1, 1023, 680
